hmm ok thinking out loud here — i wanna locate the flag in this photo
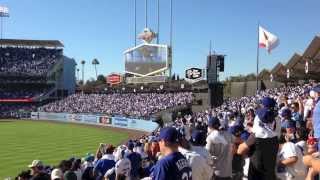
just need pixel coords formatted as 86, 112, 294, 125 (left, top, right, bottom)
259, 26, 279, 53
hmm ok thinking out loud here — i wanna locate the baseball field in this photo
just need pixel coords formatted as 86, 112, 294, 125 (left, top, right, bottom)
0, 119, 137, 179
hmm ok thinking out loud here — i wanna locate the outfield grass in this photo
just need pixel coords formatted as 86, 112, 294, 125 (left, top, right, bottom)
0, 120, 129, 179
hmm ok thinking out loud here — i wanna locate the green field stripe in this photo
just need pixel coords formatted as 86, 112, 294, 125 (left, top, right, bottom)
0, 119, 129, 179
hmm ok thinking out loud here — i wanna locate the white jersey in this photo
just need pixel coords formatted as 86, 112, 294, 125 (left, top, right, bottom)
252, 115, 277, 138
191, 145, 213, 167
179, 147, 213, 180
278, 142, 306, 180
115, 158, 131, 178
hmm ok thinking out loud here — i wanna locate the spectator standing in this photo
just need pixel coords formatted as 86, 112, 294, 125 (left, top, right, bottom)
277, 134, 306, 180
250, 97, 279, 180
205, 117, 233, 180
151, 127, 192, 180
125, 141, 141, 180
94, 145, 116, 180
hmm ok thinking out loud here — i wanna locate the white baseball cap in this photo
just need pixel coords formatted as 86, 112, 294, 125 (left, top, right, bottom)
28, 160, 43, 168
51, 169, 63, 180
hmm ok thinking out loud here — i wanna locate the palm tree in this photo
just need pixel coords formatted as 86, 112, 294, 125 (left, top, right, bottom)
80, 60, 86, 84
92, 58, 100, 79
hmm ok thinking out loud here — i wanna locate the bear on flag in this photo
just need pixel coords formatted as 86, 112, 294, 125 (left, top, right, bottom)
259, 26, 279, 53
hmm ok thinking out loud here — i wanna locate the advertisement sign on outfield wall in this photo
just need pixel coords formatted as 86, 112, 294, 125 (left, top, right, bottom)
31, 112, 39, 119
82, 115, 98, 123
68, 114, 83, 122
99, 116, 112, 125
112, 117, 128, 127
33, 112, 158, 132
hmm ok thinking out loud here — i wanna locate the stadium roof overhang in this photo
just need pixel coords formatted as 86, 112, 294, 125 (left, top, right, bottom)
0, 39, 64, 48
270, 62, 287, 81
270, 35, 320, 82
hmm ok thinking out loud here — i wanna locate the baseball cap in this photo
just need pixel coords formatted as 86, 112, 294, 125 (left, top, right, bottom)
83, 153, 94, 162
158, 127, 179, 143
190, 130, 205, 145
257, 108, 275, 123
312, 85, 320, 93
208, 116, 220, 128
51, 168, 63, 180
261, 97, 276, 108
281, 108, 292, 118
28, 160, 43, 168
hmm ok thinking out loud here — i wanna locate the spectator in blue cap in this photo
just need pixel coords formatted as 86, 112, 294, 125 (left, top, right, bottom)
250, 96, 278, 180
281, 108, 295, 129
190, 130, 212, 163
206, 117, 233, 180
151, 127, 192, 180
229, 125, 246, 180
261, 97, 277, 109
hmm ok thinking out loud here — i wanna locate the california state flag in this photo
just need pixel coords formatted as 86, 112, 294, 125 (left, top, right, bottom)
259, 26, 279, 53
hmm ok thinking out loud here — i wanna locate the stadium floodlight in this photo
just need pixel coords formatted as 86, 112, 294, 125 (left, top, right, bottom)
0, 5, 9, 39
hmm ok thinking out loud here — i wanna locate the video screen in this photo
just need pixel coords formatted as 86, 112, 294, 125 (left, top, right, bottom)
125, 44, 168, 75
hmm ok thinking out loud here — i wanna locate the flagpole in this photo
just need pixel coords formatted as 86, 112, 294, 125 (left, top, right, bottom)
256, 22, 260, 92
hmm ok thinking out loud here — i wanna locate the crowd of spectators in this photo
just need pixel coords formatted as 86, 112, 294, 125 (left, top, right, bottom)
40, 92, 193, 119
0, 47, 62, 76
10, 82, 320, 180
0, 87, 49, 99
0, 104, 37, 118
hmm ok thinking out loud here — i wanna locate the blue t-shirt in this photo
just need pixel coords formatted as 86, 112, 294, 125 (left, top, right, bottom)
292, 112, 303, 122
125, 152, 142, 178
313, 100, 320, 138
94, 158, 116, 180
152, 152, 192, 180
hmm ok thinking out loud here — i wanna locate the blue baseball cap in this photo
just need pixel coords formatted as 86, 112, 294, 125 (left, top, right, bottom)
257, 108, 275, 123
261, 97, 276, 108
208, 117, 220, 128
158, 127, 179, 143
190, 130, 206, 145
281, 108, 292, 118
312, 85, 320, 93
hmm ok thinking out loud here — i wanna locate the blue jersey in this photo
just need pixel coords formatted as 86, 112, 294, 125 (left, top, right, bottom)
94, 158, 116, 180
152, 152, 192, 180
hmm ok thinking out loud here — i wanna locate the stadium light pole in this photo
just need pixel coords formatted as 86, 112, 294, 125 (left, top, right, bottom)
170, 0, 173, 47
134, 0, 137, 46
157, 0, 160, 44
145, 0, 148, 28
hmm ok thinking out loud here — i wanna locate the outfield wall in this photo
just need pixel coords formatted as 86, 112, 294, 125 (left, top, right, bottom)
30, 112, 158, 132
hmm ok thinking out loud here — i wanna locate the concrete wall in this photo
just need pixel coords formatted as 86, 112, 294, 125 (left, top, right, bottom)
230, 80, 283, 97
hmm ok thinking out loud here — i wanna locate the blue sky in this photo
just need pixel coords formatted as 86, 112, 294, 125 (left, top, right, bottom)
1, 0, 320, 80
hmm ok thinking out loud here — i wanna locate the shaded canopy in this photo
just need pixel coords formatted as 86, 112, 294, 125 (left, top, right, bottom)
270, 35, 320, 82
